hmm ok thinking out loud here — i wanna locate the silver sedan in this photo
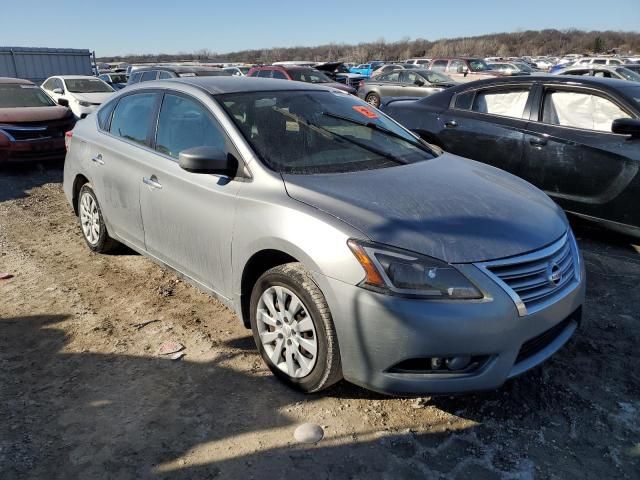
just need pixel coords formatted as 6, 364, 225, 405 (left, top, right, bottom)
63, 77, 585, 395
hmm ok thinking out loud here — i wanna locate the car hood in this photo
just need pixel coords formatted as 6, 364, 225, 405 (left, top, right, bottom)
71, 92, 113, 104
283, 154, 567, 263
0, 106, 71, 123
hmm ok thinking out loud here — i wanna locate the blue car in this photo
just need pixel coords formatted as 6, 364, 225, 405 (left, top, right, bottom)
349, 61, 385, 78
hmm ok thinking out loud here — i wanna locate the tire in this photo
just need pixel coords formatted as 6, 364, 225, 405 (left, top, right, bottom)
77, 183, 119, 253
250, 262, 342, 393
365, 92, 381, 108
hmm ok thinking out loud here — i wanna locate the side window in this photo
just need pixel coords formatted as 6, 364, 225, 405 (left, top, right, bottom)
109, 93, 158, 145
542, 90, 631, 132
593, 59, 606, 65
567, 69, 590, 76
401, 71, 418, 84
593, 71, 611, 78
454, 90, 475, 110
472, 88, 530, 118
129, 72, 142, 84
53, 79, 64, 91
383, 72, 400, 82
42, 79, 53, 90
155, 93, 226, 159
97, 100, 117, 131
448, 60, 465, 73
430, 60, 448, 72
140, 70, 158, 82
158, 71, 172, 79
272, 70, 287, 80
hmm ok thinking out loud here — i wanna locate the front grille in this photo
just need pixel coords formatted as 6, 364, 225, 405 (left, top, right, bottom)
1, 117, 75, 141
478, 233, 579, 316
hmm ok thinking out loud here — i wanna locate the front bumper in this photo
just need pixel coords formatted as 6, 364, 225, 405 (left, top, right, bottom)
0, 137, 66, 163
315, 260, 586, 396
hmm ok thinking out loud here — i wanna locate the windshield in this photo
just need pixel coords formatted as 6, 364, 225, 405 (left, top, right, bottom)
423, 71, 454, 83
65, 78, 113, 93
616, 68, 640, 82
0, 84, 56, 108
218, 90, 437, 174
288, 69, 332, 83
468, 59, 490, 72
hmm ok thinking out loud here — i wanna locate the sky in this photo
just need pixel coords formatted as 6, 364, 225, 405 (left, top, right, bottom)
1, 0, 638, 57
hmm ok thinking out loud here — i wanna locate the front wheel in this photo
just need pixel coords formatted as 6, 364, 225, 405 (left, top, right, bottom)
250, 263, 342, 393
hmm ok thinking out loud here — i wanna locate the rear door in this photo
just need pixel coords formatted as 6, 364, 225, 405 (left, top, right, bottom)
521, 84, 640, 226
437, 84, 534, 173
139, 91, 242, 293
93, 91, 162, 248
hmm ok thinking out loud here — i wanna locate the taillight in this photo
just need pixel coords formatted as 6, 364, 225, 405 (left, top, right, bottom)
65, 131, 73, 152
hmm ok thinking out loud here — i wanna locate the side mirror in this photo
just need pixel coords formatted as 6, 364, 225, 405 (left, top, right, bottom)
178, 146, 238, 175
52, 88, 64, 95
612, 118, 640, 138
414, 78, 425, 86
57, 98, 69, 107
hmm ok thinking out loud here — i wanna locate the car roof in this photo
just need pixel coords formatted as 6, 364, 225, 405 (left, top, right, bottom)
0, 77, 34, 85
447, 74, 634, 90
149, 76, 338, 94
134, 65, 223, 73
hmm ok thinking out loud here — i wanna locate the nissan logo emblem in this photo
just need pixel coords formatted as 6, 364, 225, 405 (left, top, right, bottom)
547, 262, 562, 286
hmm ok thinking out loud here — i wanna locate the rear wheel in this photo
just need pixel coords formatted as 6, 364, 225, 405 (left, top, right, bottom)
77, 184, 119, 253
250, 263, 342, 393
365, 92, 381, 108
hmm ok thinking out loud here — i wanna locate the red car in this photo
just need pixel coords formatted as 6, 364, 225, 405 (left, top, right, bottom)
0, 77, 75, 163
247, 65, 357, 94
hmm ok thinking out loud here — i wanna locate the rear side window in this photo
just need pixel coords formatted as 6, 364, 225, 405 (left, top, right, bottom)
257, 70, 272, 78
140, 71, 158, 82
430, 60, 448, 72
272, 70, 287, 80
542, 90, 630, 132
129, 72, 142, 84
97, 100, 117, 130
155, 93, 226, 159
158, 71, 173, 79
110, 93, 158, 145
472, 88, 530, 118
454, 91, 475, 110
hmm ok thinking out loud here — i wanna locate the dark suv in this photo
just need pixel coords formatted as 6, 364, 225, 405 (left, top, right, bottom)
429, 58, 503, 83
247, 65, 356, 94
128, 66, 231, 85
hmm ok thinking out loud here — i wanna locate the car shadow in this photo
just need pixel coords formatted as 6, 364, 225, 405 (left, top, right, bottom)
0, 160, 64, 202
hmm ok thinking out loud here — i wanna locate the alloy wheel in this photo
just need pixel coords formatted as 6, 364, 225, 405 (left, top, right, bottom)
79, 192, 100, 245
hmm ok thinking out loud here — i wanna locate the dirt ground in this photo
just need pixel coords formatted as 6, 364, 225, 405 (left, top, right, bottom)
1, 161, 639, 480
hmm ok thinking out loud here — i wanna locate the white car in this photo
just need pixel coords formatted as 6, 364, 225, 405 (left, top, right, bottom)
42, 76, 115, 118
223, 66, 251, 76
405, 58, 431, 66
574, 57, 623, 66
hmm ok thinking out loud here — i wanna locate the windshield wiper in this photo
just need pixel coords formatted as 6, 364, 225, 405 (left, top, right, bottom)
321, 111, 433, 152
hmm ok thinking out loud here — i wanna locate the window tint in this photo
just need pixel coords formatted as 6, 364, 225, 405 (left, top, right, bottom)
454, 91, 475, 110
129, 72, 143, 84
257, 69, 272, 78
272, 70, 287, 80
401, 71, 419, 84
158, 71, 172, 79
542, 90, 630, 132
593, 59, 606, 65
155, 94, 226, 159
109, 93, 158, 145
430, 60, 448, 71
97, 100, 117, 130
472, 88, 529, 118
140, 71, 158, 82
381, 71, 400, 82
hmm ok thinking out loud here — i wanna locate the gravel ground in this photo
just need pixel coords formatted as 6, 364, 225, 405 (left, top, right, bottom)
1, 162, 639, 479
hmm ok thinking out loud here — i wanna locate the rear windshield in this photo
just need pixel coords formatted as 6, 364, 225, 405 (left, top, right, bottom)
0, 84, 56, 108
65, 78, 113, 93
218, 90, 437, 174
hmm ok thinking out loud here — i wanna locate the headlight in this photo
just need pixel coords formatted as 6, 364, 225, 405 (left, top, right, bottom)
77, 100, 92, 107
347, 239, 482, 299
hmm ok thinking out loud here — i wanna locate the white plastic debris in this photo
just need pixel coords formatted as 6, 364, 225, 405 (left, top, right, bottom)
158, 341, 184, 356
294, 423, 324, 444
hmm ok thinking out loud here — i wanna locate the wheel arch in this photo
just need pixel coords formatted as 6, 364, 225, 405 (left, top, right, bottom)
72, 174, 90, 215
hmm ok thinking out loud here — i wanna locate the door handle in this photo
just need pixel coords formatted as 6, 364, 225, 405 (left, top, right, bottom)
142, 175, 162, 189
91, 154, 104, 165
529, 137, 548, 147
444, 120, 458, 128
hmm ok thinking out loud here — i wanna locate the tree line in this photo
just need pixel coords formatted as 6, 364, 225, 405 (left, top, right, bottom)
98, 29, 640, 64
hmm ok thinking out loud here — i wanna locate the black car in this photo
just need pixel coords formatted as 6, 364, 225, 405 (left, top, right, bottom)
127, 66, 232, 85
382, 76, 640, 237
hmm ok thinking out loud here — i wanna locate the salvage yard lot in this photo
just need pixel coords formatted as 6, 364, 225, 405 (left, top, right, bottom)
1, 162, 639, 479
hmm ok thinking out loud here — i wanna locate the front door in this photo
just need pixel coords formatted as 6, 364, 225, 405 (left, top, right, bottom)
139, 92, 241, 294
